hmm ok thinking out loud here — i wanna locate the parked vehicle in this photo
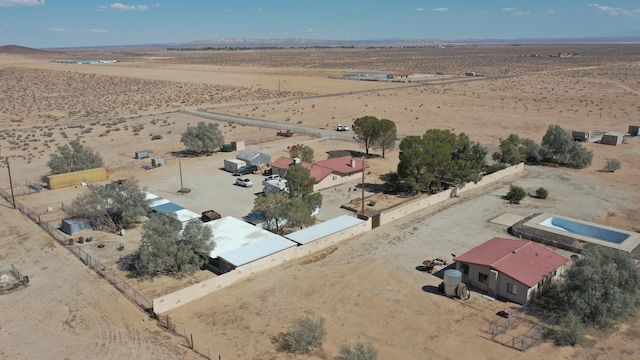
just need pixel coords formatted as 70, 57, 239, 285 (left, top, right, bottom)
265, 174, 281, 182
235, 177, 253, 187
277, 129, 294, 137
336, 124, 349, 131
233, 164, 258, 176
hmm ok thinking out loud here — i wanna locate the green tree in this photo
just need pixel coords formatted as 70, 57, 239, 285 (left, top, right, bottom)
374, 118, 397, 158
136, 213, 214, 277
556, 247, 640, 328
289, 145, 314, 162
352, 116, 380, 156
69, 177, 149, 232
397, 129, 487, 193
277, 316, 327, 354
604, 159, 621, 172
252, 192, 291, 233
505, 185, 526, 204
335, 342, 378, 360
540, 125, 593, 168
492, 134, 540, 165
47, 139, 104, 174
285, 164, 316, 198
181, 121, 224, 155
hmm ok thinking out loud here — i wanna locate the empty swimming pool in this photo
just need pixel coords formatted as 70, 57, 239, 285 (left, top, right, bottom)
539, 216, 630, 244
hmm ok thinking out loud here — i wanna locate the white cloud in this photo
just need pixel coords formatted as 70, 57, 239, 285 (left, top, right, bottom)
414, 7, 426, 12
47, 27, 70, 32
97, 3, 150, 12
223, 9, 233, 13
0, 0, 44, 6
548, 9, 555, 14
86, 29, 110, 34
503, 7, 531, 16
307, 28, 315, 33
588, 3, 640, 16
432, 7, 448, 12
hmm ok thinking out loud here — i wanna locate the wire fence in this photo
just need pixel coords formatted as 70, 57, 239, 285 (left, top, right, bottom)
158, 315, 225, 360
488, 305, 555, 352
0, 185, 153, 312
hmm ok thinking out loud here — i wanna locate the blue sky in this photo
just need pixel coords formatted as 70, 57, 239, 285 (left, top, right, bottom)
1, 1, 639, 48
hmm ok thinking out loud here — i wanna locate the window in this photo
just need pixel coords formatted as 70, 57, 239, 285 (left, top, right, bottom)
478, 272, 488, 284
507, 282, 518, 295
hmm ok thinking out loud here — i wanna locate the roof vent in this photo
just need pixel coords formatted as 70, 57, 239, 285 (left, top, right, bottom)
512, 250, 518, 254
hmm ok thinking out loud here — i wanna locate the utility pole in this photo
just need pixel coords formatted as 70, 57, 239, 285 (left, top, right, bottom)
179, 158, 184, 194
6, 158, 16, 208
361, 156, 365, 217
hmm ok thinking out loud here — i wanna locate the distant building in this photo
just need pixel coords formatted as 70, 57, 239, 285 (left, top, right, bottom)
270, 155, 367, 191
454, 237, 569, 304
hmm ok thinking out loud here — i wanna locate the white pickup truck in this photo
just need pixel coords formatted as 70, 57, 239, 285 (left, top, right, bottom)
336, 124, 349, 131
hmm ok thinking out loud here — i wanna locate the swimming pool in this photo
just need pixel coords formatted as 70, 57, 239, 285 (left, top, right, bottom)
539, 216, 630, 244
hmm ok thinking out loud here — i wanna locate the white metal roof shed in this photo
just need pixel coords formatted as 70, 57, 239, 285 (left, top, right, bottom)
285, 215, 364, 245
206, 216, 281, 258
219, 235, 297, 267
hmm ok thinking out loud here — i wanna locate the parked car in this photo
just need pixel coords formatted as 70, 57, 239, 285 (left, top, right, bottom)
233, 164, 258, 176
336, 124, 349, 131
265, 174, 281, 182
235, 177, 253, 187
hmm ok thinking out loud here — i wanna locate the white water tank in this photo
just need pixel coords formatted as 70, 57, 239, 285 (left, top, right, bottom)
444, 269, 462, 297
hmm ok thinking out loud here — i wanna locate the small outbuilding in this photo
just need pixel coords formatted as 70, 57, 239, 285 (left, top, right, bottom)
601, 132, 623, 146
629, 125, 640, 136
61, 218, 92, 235
237, 149, 271, 167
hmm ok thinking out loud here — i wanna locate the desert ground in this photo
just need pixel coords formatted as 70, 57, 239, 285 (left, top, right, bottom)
0, 44, 639, 359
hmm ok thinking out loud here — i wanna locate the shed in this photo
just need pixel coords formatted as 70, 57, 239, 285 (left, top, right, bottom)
46, 167, 108, 190
224, 158, 246, 173
61, 218, 92, 235
151, 157, 166, 167
237, 149, 271, 167
134, 150, 149, 159
231, 140, 245, 151
285, 215, 364, 245
601, 133, 623, 146
629, 125, 640, 136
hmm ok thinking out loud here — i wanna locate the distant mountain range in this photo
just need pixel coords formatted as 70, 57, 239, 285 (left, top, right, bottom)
2, 36, 640, 52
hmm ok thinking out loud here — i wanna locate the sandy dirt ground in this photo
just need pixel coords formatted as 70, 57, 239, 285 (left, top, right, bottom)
1, 45, 639, 359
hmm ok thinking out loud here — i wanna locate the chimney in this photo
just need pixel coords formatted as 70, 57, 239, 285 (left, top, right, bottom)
293, 157, 301, 164
350, 158, 356, 168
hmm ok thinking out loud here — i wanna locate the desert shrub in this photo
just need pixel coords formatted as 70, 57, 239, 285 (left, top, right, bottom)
277, 316, 327, 354
604, 159, 621, 172
535, 187, 549, 199
555, 312, 586, 346
485, 163, 507, 174
151, 134, 163, 140
335, 342, 378, 360
505, 185, 526, 204
327, 150, 351, 159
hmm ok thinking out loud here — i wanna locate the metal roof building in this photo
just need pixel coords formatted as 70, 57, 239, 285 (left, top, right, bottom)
285, 215, 364, 245
205, 216, 297, 273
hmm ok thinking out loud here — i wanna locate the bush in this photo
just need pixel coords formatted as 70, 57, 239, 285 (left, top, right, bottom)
505, 185, 526, 204
327, 150, 351, 159
555, 312, 586, 346
604, 159, 621, 172
335, 342, 378, 360
535, 187, 549, 199
485, 163, 507, 175
278, 316, 327, 354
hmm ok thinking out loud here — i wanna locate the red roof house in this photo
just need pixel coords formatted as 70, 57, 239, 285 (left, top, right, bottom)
270, 156, 367, 191
454, 238, 569, 304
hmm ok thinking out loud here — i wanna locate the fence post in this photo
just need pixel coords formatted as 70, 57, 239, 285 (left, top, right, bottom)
190, 334, 194, 350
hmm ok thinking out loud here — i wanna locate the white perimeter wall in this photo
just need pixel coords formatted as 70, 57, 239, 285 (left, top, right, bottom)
153, 163, 523, 314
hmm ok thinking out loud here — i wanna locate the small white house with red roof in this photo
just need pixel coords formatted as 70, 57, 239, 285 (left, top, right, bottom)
454, 237, 569, 304
271, 155, 367, 191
